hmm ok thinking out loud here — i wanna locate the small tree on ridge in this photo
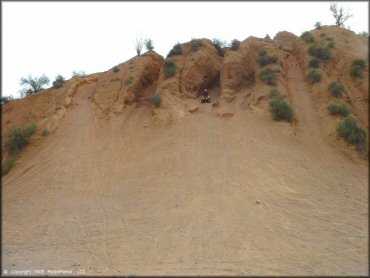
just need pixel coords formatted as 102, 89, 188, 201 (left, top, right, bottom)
330, 3, 353, 27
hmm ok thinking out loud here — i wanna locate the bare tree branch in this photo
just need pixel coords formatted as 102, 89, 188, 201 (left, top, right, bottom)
135, 37, 144, 56
330, 3, 353, 27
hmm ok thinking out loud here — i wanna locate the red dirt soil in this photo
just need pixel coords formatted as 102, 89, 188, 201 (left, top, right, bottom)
2, 26, 368, 276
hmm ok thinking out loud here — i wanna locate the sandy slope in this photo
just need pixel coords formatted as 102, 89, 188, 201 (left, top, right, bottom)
2, 76, 368, 275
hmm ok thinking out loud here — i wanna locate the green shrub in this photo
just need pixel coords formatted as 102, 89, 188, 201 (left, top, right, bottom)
315, 22, 322, 29
308, 45, 331, 61
307, 69, 322, 83
257, 49, 278, 67
350, 59, 366, 77
336, 115, 368, 150
113, 66, 120, 73
328, 81, 344, 98
72, 70, 86, 78
269, 88, 281, 99
19, 74, 50, 97
24, 123, 37, 137
212, 38, 227, 56
52, 75, 65, 89
149, 95, 161, 107
259, 68, 277, 85
190, 39, 203, 52
352, 59, 366, 70
2, 157, 15, 176
230, 39, 240, 50
350, 65, 363, 77
0, 96, 14, 104
309, 58, 321, 68
125, 76, 133, 86
258, 48, 268, 57
163, 60, 176, 79
327, 103, 351, 117
327, 40, 335, 48
301, 31, 315, 43
42, 129, 50, 136
269, 89, 293, 122
144, 38, 154, 51
358, 31, 368, 38
167, 43, 183, 57
5, 124, 37, 155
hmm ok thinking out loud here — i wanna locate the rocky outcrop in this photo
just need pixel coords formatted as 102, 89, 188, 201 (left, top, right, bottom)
93, 51, 164, 117
274, 31, 297, 52
156, 39, 221, 99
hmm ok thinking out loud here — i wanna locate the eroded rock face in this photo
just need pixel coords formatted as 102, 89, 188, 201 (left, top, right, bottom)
156, 39, 221, 99
274, 31, 297, 52
93, 51, 164, 116
220, 37, 261, 95
181, 39, 222, 98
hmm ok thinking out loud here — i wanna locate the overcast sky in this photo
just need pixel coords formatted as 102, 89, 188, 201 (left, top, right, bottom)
2, 1, 369, 98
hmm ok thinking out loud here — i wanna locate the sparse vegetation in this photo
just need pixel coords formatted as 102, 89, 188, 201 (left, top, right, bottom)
328, 81, 344, 98
72, 70, 86, 78
2, 157, 15, 177
113, 66, 120, 73
269, 88, 281, 98
24, 123, 37, 137
125, 76, 133, 85
327, 40, 335, 48
230, 39, 240, 51
163, 60, 176, 79
309, 58, 321, 68
52, 74, 65, 89
350, 59, 366, 77
212, 38, 227, 56
149, 95, 161, 107
258, 48, 268, 57
257, 48, 278, 67
315, 22, 322, 29
134, 37, 144, 55
307, 69, 322, 83
1, 96, 14, 104
308, 45, 331, 61
336, 115, 367, 150
327, 103, 351, 117
5, 124, 37, 155
301, 31, 315, 43
167, 43, 183, 57
358, 31, 368, 37
144, 38, 154, 51
19, 74, 50, 97
268, 89, 293, 122
190, 39, 203, 52
259, 68, 278, 85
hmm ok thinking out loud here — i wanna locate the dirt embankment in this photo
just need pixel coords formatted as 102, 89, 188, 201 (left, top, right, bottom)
293, 26, 368, 127
1, 26, 368, 276
2, 26, 368, 162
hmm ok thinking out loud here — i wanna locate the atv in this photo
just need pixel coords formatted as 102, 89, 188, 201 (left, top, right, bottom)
201, 95, 211, 103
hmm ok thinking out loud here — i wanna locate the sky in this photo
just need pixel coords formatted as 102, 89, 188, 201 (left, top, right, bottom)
2, 1, 369, 99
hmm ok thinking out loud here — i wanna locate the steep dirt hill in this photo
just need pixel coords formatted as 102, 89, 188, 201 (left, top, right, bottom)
2, 26, 368, 276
